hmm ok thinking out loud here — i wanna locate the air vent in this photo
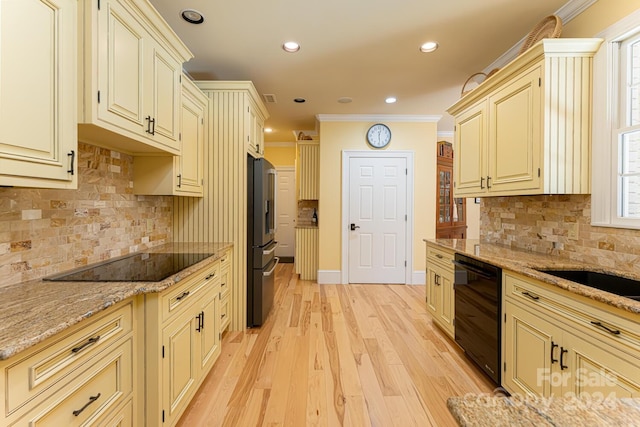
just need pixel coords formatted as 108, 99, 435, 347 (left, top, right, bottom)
262, 94, 277, 104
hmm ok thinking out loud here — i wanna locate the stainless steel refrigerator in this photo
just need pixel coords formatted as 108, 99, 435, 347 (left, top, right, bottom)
247, 155, 279, 327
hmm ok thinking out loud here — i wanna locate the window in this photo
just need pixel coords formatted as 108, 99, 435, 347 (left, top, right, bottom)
592, 10, 640, 229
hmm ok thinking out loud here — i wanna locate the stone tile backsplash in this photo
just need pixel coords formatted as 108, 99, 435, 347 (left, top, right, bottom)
480, 194, 640, 273
0, 142, 173, 287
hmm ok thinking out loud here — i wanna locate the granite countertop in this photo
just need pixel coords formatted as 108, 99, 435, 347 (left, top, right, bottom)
447, 394, 640, 427
0, 242, 232, 361
425, 239, 640, 315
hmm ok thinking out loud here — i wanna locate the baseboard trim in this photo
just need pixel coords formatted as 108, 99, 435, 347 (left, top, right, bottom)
317, 270, 342, 284
411, 270, 426, 285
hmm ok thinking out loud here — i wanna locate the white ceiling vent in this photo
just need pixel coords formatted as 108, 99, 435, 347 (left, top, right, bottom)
262, 94, 277, 104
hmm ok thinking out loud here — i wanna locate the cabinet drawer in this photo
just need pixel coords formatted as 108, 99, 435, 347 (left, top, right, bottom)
220, 296, 230, 332
426, 244, 454, 269
101, 398, 133, 427
16, 338, 133, 426
504, 272, 640, 354
220, 265, 231, 300
219, 250, 231, 271
5, 301, 133, 415
162, 261, 220, 321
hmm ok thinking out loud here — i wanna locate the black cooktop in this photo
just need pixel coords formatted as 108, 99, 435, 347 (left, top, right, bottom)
43, 252, 213, 282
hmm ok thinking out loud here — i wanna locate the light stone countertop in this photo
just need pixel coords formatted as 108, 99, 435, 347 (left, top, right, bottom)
425, 239, 640, 315
0, 242, 232, 361
447, 395, 640, 426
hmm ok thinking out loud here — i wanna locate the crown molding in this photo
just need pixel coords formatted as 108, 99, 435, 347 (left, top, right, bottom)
315, 114, 442, 123
437, 131, 455, 138
483, 0, 599, 73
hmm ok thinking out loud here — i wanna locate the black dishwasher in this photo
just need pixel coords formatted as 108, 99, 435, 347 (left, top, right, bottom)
453, 253, 502, 385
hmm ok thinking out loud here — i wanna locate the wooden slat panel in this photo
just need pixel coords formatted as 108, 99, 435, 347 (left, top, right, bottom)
298, 142, 319, 200
173, 83, 266, 331
295, 228, 318, 281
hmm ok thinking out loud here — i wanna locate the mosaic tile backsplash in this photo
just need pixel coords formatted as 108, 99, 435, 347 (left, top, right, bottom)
0, 142, 173, 287
480, 194, 640, 273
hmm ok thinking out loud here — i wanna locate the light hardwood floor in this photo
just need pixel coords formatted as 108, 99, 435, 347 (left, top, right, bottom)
177, 263, 494, 426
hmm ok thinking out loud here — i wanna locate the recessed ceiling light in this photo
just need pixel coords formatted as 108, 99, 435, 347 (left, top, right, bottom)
337, 97, 353, 104
282, 41, 300, 53
180, 9, 204, 24
385, 97, 397, 104
264, 128, 273, 133
420, 41, 439, 53
293, 98, 306, 103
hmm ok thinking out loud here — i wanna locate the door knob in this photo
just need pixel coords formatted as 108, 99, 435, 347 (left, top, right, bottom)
350, 223, 360, 231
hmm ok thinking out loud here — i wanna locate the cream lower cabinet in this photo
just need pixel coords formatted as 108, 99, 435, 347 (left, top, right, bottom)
503, 271, 640, 399
219, 251, 233, 332
78, 0, 193, 155
0, 300, 137, 426
448, 39, 602, 197
0, 0, 77, 189
425, 243, 455, 339
145, 260, 222, 426
133, 76, 206, 196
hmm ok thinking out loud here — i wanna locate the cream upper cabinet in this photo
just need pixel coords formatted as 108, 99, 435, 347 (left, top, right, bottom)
78, 0, 193, 155
133, 76, 206, 196
247, 99, 267, 157
298, 141, 320, 200
448, 39, 602, 198
502, 271, 640, 399
0, 0, 78, 189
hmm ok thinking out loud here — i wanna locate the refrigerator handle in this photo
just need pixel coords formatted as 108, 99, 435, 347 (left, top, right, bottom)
263, 241, 279, 255
263, 257, 280, 277
268, 168, 277, 234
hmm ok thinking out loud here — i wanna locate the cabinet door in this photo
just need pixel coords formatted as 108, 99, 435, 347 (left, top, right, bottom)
147, 41, 181, 151
438, 267, 454, 336
503, 301, 562, 397
564, 330, 640, 398
98, 0, 145, 135
437, 163, 453, 227
0, 0, 77, 188
198, 292, 221, 373
176, 81, 205, 195
426, 266, 441, 317
488, 66, 542, 194
454, 100, 487, 196
162, 310, 198, 425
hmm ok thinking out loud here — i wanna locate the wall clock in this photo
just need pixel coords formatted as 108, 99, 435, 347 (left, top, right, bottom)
366, 123, 391, 148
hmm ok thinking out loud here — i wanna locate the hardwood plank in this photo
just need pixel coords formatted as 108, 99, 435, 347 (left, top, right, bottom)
178, 269, 495, 427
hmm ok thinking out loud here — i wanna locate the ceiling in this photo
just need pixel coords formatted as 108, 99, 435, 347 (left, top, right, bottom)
149, 0, 571, 142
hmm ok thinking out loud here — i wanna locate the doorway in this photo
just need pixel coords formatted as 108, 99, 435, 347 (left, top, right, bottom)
342, 151, 414, 284
275, 167, 296, 261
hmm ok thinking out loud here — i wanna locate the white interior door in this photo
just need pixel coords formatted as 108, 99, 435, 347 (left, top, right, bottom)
275, 168, 296, 258
348, 157, 407, 283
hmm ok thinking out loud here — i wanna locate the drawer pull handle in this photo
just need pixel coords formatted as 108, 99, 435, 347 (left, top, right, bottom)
205, 272, 216, 280
550, 341, 558, 364
71, 336, 100, 354
176, 291, 190, 301
73, 393, 101, 416
221, 258, 226, 263
590, 321, 621, 336
560, 347, 568, 370
221, 313, 226, 319
435, 254, 443, 259
522, 292, 539, 301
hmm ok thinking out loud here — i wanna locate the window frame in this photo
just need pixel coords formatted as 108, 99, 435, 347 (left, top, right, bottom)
592, 9, 640, 229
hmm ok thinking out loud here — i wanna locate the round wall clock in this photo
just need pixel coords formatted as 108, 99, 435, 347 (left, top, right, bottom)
366, 123, 391, 148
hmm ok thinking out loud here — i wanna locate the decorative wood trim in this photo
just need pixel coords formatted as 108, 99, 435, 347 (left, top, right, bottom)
316, 114, 442, 123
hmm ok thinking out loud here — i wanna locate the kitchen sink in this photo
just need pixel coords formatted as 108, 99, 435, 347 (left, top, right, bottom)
536, 269, 640, 301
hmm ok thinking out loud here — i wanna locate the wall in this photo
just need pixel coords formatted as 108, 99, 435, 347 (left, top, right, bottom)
480, 195, 640, 273
477, 1, 640, 272
317, 118, 437, 283
0, 142, 173, 287
264, 143, 296, 167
